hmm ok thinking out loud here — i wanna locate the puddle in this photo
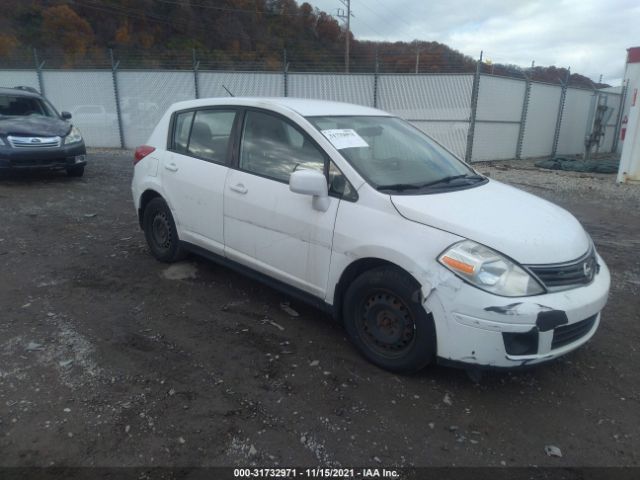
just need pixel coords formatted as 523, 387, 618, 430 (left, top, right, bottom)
162, 262, 198, 281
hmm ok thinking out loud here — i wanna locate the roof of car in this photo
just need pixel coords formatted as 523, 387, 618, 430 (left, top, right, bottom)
0, 87, 42, 98
170, 97, 391, 117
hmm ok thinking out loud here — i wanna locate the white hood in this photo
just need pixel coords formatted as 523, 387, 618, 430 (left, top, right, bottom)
391, 179, 590, 265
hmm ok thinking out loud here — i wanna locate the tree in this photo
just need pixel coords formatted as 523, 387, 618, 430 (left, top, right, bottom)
41, 5, 94, 64
0, 33, 19, 57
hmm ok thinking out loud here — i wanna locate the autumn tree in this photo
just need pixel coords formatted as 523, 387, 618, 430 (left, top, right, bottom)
41, 5, 94, 65
0, 33, 19, 57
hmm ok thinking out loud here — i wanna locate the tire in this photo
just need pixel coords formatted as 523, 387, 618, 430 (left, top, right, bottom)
66, 165, 85, 177
142, 197, 185, 262
343, 266, 437, 373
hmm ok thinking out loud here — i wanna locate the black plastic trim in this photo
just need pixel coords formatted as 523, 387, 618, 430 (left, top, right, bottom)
502, 329, 539, 355
180, 241, 335, 317
551, 314, 597, 350
0, 141, 86, 169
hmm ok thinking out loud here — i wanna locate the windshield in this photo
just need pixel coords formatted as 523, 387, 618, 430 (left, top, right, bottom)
308, 116, 483, 193
0, 95, 57, 118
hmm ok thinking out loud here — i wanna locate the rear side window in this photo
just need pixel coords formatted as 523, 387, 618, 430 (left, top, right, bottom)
187, 110, 236, 163
171, 109, 236, 163
173, 111, 193, 154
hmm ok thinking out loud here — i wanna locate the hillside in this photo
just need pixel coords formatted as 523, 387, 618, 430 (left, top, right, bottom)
0, 0, 607, 88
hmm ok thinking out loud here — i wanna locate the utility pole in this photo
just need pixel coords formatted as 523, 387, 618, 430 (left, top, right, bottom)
337, 0, 353, 73
415, 40, 420, 73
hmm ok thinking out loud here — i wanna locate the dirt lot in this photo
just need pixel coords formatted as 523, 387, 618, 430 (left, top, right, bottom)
1, 150, 639, 468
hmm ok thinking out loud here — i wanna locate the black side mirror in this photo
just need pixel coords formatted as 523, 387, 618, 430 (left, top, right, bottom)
61, 111, 72, 120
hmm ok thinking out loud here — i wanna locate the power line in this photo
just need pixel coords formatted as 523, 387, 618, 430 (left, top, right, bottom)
336, 0, 353, 72
71, 0, 194, 30
70, 0, 309, 44
368, 0, 417, 31
352, 0, 405, 40
152, 0, 316, 16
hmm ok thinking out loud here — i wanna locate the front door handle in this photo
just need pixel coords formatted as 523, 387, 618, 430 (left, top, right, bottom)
229, 183, 248, 194
165, 162, 179, 172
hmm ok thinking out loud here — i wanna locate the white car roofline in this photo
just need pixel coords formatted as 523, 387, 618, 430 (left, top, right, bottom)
165, 97, 392, 119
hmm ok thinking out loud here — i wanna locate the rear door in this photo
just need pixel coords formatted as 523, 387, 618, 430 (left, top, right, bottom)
161, 107, 239, 255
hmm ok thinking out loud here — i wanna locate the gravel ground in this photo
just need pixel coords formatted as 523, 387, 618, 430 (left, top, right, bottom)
478, 157, 640, 205
1, 149, 639, 469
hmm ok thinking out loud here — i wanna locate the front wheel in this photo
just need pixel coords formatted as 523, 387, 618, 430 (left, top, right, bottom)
142, 197, 185, 262
343, 266, 437, 373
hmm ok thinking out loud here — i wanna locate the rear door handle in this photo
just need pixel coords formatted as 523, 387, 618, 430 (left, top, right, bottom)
165, 163, 179, 172
229, 183, 248, 194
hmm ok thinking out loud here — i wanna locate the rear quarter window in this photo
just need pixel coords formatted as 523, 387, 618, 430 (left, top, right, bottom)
172, 111, 194, 154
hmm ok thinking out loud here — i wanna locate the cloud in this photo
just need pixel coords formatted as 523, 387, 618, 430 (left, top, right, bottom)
308, 0, 639, 84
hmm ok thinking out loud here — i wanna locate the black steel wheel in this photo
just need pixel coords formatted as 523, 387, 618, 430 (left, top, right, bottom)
142, 197, 185, 262
343, 266, 436, 372
358, 289, 417, 359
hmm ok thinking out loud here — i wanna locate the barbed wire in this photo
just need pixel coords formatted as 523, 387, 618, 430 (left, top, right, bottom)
0, 46, 599, 87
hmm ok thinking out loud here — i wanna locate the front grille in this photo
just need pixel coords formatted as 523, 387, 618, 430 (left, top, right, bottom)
8, 135, 62, 149
551, 314, 597, 350
526, 249, 598, 291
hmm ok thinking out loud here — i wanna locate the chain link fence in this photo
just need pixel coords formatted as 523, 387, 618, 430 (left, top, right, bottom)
0, 48, 624, 162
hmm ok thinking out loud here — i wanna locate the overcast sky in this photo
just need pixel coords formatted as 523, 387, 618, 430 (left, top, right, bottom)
308, 0, 639, 84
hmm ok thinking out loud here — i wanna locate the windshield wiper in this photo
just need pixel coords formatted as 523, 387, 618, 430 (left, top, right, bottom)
420, 173, 484, 188
376, 174, 484, 192
375, 183, 424, 191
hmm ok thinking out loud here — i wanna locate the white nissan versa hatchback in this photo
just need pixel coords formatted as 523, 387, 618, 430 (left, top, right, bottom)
131, 98, 610, 373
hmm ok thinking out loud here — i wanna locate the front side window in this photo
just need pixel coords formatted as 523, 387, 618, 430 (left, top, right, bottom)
239, 110, 324, 182
308, 116, 484, 194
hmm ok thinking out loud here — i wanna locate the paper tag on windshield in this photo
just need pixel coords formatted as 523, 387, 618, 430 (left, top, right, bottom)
321, 129, 369, 150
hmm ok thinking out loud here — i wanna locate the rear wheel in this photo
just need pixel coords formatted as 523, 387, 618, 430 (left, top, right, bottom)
343, 266, 436, 373
142, 197, 185, 262
66, 165, 84, 177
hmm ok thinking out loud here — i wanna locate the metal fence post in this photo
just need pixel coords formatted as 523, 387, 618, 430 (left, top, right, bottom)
611, 80, 628, 153
33, 48, 45, 96
515, 75, 531, 160
551, 68, 571, 157
372, 50, 379, 108
192, 49, 200, 99
283, 49, 288, 97
109, 49, 125, 149
464, 54, 482, 163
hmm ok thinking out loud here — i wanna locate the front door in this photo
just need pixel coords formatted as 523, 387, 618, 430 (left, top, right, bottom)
223, 109, 339, 298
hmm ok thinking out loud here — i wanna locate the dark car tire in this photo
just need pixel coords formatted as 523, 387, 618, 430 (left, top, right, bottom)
343, 266, 437, 373
142, 197, 185, 263
66, 165, 85, 177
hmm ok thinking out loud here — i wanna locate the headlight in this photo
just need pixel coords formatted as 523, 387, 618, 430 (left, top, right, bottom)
64, 126, 83, 144
438, 240, 544, 297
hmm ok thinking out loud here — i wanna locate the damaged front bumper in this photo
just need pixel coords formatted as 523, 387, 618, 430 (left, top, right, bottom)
424, 253, 611, 369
